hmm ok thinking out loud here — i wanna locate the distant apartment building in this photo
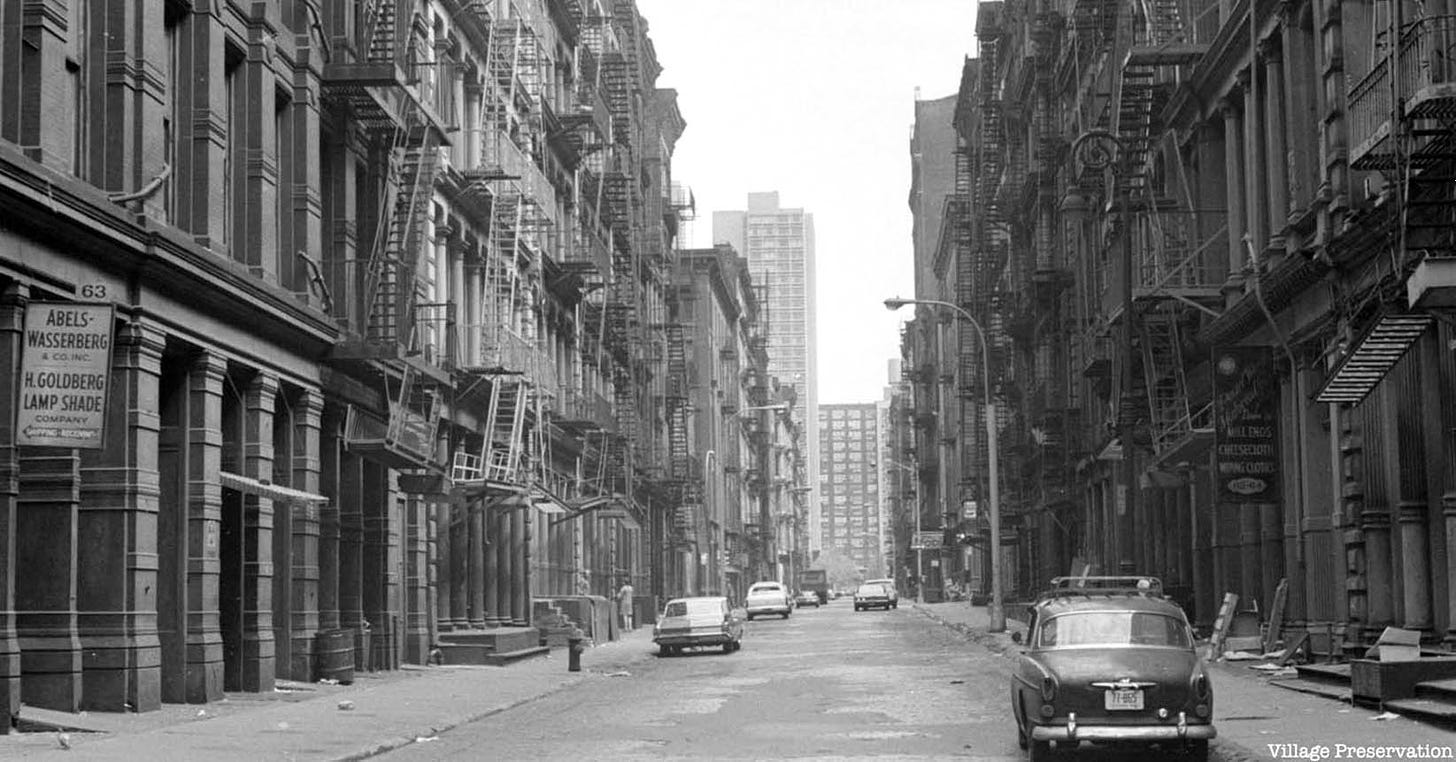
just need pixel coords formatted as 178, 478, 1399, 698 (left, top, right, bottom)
817, 404, 883, 577
712, 193, 821, 555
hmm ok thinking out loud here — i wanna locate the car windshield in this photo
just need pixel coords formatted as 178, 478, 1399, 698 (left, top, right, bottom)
1037, 611, 1191, 648
662, 599, 721, 618
749, 584, 781, 593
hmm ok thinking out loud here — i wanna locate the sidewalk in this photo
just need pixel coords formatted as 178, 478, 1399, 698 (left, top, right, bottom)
0, 626, 661, 761
913, 601, 1456, 761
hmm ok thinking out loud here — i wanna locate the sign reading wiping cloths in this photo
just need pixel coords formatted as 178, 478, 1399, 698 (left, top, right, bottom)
1212, 345, 1280, 503
18, 302, 115, 448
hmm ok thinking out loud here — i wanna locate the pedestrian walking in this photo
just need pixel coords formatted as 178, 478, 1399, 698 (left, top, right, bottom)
617, 581, 635, 631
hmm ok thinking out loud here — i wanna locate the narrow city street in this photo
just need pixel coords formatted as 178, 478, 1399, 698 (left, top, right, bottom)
381, 600, 1018, 760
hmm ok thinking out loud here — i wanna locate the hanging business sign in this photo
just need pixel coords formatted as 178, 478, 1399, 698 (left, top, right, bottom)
912, 531, 944, 550
17, 302, 115, 449
1212, 345, 1279, 503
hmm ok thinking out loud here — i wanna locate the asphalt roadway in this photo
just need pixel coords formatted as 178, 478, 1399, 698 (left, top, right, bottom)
0, 599, 1450, 760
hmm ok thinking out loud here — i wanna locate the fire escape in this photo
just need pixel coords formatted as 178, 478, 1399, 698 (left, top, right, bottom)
451, 7, 552, 491
1028, 5, 1075, 509
324, 0, 454, 472
664, 322, 698, 551
1321, 11, 1456, 403
966, 6, 1010, 537
1106, 0, 1220, 461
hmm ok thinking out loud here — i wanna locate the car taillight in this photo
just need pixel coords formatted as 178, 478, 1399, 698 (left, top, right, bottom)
1192, 672, 1210, 699
1040, 675, 1058, 702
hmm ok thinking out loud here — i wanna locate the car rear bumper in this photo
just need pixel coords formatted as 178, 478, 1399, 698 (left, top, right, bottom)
1030, 723, 1216, 743
746, 606, 789, 615
654, 633, 734, 647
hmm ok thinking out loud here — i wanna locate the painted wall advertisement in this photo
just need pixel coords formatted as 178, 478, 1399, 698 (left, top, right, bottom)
1212, 345, 1279, 503
17, 302, 115, 449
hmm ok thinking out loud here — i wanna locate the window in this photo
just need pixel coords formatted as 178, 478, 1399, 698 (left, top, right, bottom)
223, 44, 245, 256
1037, 612, 1191, 649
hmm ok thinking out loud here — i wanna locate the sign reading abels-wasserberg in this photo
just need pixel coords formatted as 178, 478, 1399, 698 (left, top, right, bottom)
18, 302, 114, 448
1212, 345, 1279, 502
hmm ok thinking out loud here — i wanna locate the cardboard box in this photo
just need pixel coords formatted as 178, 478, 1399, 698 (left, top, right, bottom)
1364, 627, 1421, 662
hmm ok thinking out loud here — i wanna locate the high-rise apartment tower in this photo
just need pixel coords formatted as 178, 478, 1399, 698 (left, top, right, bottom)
713, 192, 821, 556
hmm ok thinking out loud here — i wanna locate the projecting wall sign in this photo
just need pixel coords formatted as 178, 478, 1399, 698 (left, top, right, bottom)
1212, 345, 1280, 503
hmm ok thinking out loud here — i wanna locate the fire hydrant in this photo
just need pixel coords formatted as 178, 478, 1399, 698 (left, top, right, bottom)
567, 629, 584, 672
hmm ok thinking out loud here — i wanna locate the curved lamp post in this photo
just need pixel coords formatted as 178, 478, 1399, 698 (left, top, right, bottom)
884, 297, 1005, 633
1071, 128, 1137, 576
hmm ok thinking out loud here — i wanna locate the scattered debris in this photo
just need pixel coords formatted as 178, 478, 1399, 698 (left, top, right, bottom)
1371, 711, 1401, 721
603, 670, 630, 677
56, 732, 71, 750
1223, 651, 1261, 661
1250, 663, 1284, 671
949, 679, 965, 685
196, 709, 208, 718
337, 700, 355, 711
318, 678, 339, 685
414, 735, 438, 743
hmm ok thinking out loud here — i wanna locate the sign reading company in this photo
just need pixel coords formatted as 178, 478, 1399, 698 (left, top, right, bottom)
1212, 345, 1279, 502
18, 302, 115, 449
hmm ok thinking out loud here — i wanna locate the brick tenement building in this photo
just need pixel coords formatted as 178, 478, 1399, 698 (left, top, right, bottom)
901, 0, 1456, 656
0, 0, 720, 727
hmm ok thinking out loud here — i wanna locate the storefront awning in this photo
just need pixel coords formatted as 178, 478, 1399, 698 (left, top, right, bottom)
1315, 313, 1433, 404
219, 471, 329, 505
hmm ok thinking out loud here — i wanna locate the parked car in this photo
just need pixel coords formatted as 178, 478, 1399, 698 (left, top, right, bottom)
793, 589, 821, 608
1010, 576, 1216, 761
853, 582, 893, 611
864, 578, 899, 608
745, 581, 792, 620
653, 596, 744, 656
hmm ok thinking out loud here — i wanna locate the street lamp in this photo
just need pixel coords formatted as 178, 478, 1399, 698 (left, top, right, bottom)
884, 296, 1005, 633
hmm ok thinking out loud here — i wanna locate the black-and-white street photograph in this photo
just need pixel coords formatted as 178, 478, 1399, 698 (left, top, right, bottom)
1, 0, 1456, 759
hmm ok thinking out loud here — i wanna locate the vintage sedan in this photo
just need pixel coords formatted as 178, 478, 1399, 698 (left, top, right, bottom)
1010, 577, 1215, 761
653, 596, 744, 656
853, 582, 893, 611
745, 581, 792, 620
792, 589, 821, 608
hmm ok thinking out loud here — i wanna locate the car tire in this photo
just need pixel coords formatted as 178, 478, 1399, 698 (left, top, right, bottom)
746, 614, 754, 621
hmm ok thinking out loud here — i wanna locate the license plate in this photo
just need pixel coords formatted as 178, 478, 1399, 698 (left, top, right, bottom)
1105, 688, 1144, 710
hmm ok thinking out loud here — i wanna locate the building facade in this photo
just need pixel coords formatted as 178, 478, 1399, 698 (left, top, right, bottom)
712, 192, 821, 559
817, 404, 886, 578
0, 0, 708, 728
899, 0, 1456, 655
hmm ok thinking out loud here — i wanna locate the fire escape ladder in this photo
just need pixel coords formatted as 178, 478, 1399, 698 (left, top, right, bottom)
1138, 306, 1190, 453
361, 0, 398, 64
664, 323, 695, 504
484, 379, 528, 483
366, 114, 441, 346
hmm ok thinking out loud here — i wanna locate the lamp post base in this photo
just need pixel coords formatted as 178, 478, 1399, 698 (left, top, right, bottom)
988, 600, 1007, 633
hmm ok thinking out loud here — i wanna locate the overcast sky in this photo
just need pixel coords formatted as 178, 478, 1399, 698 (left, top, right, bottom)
634, 0, 978, 405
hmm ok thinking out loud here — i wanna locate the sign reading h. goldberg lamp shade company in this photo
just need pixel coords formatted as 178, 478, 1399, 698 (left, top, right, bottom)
1212, 345, 1280, 502
17, 302, 115, 449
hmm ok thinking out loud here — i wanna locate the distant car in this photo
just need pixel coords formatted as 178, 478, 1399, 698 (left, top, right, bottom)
853, 583, 893, 611
745, 581, 792, 620
1011, 577, 1215, 761
864, 578, 899, 608
793, 590, 820, 608
653, 596, 744, 656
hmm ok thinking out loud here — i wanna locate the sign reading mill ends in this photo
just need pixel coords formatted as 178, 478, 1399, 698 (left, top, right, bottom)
17, 302, 115, 449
